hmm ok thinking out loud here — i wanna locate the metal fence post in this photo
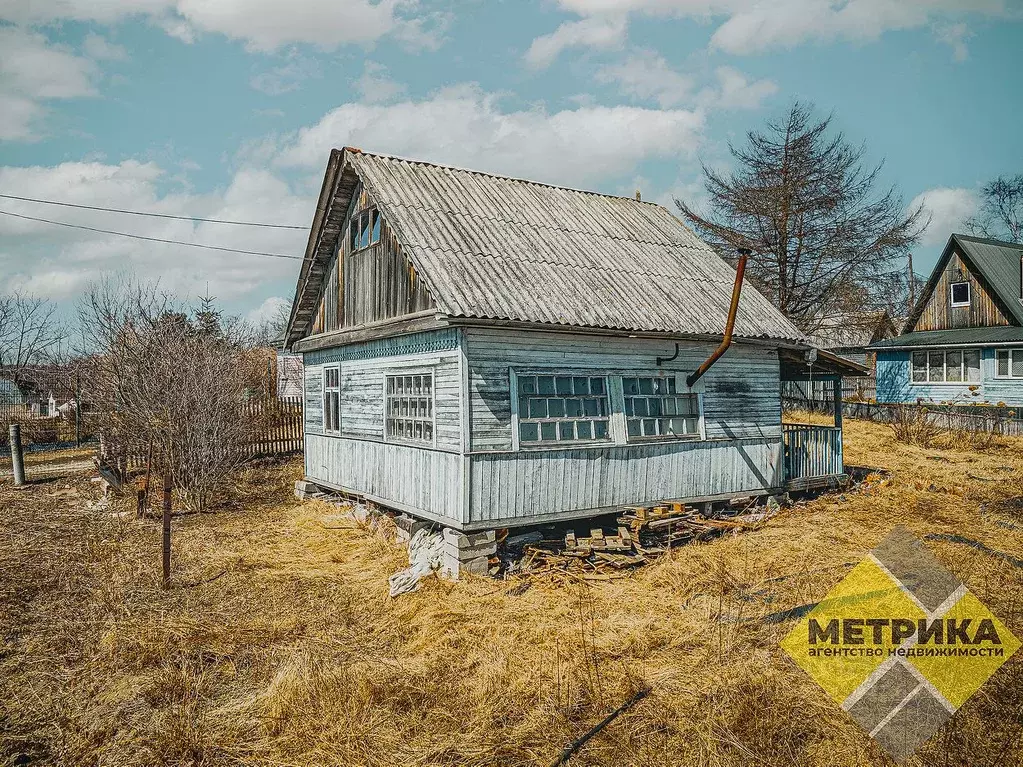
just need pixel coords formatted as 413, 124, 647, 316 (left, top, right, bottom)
162, 472, 172, 589
8, 424, 26, 486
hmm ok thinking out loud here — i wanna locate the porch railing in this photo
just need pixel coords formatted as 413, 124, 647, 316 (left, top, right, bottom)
782, 423, 844, 483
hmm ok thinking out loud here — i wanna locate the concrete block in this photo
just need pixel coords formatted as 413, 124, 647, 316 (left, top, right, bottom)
294, 479, 321, 500
442, 528, 497, 549
442, 540, 496, 561
440, 551, 491, 580
394, 513, 433, 544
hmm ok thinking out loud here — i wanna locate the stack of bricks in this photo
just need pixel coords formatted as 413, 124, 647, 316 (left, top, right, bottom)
441, 528, 497, 578
394, 513, 434, 545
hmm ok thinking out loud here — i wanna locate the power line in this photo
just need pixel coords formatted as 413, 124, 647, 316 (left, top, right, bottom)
0, 192, 307, 230
0, 208, 303, 261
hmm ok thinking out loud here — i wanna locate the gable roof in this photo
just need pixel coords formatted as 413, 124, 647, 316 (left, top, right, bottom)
903, 233, 1023, 334
286, 148, 806, 347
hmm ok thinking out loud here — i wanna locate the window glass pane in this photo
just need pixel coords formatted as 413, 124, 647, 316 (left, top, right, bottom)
519, 376, 537, 395
965, 350, 981, 382
951, 282, 970, 305
998, 351, 1010, 377
565, 399, 583, 417
559, 422, 574, 440
350, 220, 359, 251
360, 212, 370, 248
590, 378, 606, 395
555, 376, 572, 395
528, 398, 547, 419
520, 422, 538, 442
594, 420, 608, 439
928, 352, 945, 382
584, 398, 599, 417
573, 377, 589, 394
1013, 351, 1023, 378
639, 378, 654, 395
912, 352, 927, 383
946, 350, 963, 382
537, 376, 555, 395
540, 422, 557, 441
548, 399, 565, 418
576, 421, 592, 440
371, 210, 381, 243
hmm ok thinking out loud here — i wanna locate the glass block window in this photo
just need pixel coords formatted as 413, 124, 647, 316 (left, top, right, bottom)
996, 349, 1023, 378
516, 375, 610, 444
911, 349, 982, 383
386, 373, 434, 443
623, 376, 700, 439
323, 367, 340, 433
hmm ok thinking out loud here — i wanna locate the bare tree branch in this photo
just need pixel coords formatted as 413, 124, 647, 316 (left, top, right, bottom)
965, 175, 1023, 243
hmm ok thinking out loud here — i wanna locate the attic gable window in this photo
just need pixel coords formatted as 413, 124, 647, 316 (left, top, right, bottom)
950, 282, 971, 308
348, 208, 381, 252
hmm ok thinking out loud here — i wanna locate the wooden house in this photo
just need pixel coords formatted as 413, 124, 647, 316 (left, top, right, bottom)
870, 234, 1023, 405
283, 148, 861, 549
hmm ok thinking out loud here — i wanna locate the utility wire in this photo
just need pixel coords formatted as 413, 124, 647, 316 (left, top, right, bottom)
0, 192, 307, 230
0, 208, 303, 261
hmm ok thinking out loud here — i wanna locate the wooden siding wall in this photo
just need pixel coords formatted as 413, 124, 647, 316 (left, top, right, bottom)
464, 328, 782, 452
303, 347, 462, 450
306, 434, 463, 524
467, 438, 782, 526
914, 251, 1010, 331
309, 184, 435, 336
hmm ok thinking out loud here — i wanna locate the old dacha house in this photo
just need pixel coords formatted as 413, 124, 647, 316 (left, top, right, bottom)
871, 234, 1023, 406
284, 148, 861, 568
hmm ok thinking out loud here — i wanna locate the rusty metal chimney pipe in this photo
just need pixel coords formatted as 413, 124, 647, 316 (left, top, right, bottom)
686, 248, 750, 389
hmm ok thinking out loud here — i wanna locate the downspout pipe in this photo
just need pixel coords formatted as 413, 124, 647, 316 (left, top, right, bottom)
686, 248, 750, 389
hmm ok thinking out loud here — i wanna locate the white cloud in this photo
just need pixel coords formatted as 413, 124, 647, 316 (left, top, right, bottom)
0, 161, 309, 305
3, 0, 433, 52
352, 61, 407, 104
549, 0, 1012, 55
701, 66, 777, 110
524, 15, 627, 69
934, 22, 973, 61
910, 187, 980, 247
246, 295, 291, 325
274, 83, 705, 189
250, 52, 321, 95
595, 50, 692, 107
82, 33, 129, 61
0, 26, 99, 141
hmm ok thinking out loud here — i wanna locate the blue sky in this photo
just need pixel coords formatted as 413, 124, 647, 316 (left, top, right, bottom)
1, 0, 1021, 325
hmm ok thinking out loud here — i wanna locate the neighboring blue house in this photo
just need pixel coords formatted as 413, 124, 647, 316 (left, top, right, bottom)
870, 234, 1023, 406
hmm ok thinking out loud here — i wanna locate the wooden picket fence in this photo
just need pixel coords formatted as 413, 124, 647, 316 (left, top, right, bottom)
245, 396, 304, 456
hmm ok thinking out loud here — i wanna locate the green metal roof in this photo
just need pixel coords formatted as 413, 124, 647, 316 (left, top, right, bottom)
870, 326, 1023, 349
954, 234, 1023, 325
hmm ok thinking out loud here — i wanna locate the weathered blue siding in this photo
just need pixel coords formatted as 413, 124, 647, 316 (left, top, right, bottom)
876, 348, 1023, 405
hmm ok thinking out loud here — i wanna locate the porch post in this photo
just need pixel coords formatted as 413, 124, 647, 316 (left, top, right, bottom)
832, 375, 843, 429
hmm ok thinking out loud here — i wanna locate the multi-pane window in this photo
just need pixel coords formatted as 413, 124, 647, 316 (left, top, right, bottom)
950, 282, 971, 307
323, 367, 340, 433
623, 376, 700, 439
349, 208, 381, 252
995, 349, 1023, 378
516, 375, 610, 444
386, 374, 434, 443
911, 350, 980, 383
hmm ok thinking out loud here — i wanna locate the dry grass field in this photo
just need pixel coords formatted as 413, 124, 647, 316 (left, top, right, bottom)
2, 418, 1022, 767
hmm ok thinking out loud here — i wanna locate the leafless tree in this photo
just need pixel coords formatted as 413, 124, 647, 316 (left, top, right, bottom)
965, 174, 1023, 243
0, 292, 67, 376
675, 102, 928, 334
248, 300, 292, 349
78, 278, 268, 511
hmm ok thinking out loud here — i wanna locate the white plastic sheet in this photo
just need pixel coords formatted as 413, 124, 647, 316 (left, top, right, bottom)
388, 529, 444, 597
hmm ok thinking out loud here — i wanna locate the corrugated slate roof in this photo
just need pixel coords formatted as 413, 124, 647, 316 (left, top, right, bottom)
870, 326, 1023, 349
291, 148, 806, 344
954, 234, 1023, 325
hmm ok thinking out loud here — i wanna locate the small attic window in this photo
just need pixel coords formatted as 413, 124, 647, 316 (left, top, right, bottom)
950, 281, 970, 308
348, 208, 381, 252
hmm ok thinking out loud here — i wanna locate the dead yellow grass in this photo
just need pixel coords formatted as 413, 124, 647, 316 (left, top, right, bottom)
2, 421, 1022, 767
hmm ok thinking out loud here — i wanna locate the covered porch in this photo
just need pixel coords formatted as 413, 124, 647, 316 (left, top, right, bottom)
779, 348, 869, 491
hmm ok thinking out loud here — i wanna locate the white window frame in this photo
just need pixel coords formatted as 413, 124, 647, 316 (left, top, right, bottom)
622, 374, 704, 443
994, 348, 1023, 379
383, 370, 436, 447
510, 369, 705, 451
348, 207, 381, 254
950, 281, 971, 308
910, 349, 981, 384
322, 365, 341, 433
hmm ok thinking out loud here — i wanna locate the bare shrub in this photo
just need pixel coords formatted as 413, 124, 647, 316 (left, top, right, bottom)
78, 279, 268, 511
887, 403, 944, 447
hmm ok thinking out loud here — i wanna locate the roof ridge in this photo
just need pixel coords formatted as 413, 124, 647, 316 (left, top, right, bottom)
345, 147, 667, 207
953, 232, 1023, 249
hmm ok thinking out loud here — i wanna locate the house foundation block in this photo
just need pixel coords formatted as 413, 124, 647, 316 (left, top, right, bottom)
394, 513, 435, 544
441, 528, 497, 579
294, 479, 322, 500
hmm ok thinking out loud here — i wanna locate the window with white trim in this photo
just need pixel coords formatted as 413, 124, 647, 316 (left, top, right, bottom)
385, 373, 434, 443
323, 367, 340, 432
950, 282, 971, 307
911, 349, 980, 383
516, 374, 610, 444
995, 349, 1023, 378
622, 376, 700, 439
